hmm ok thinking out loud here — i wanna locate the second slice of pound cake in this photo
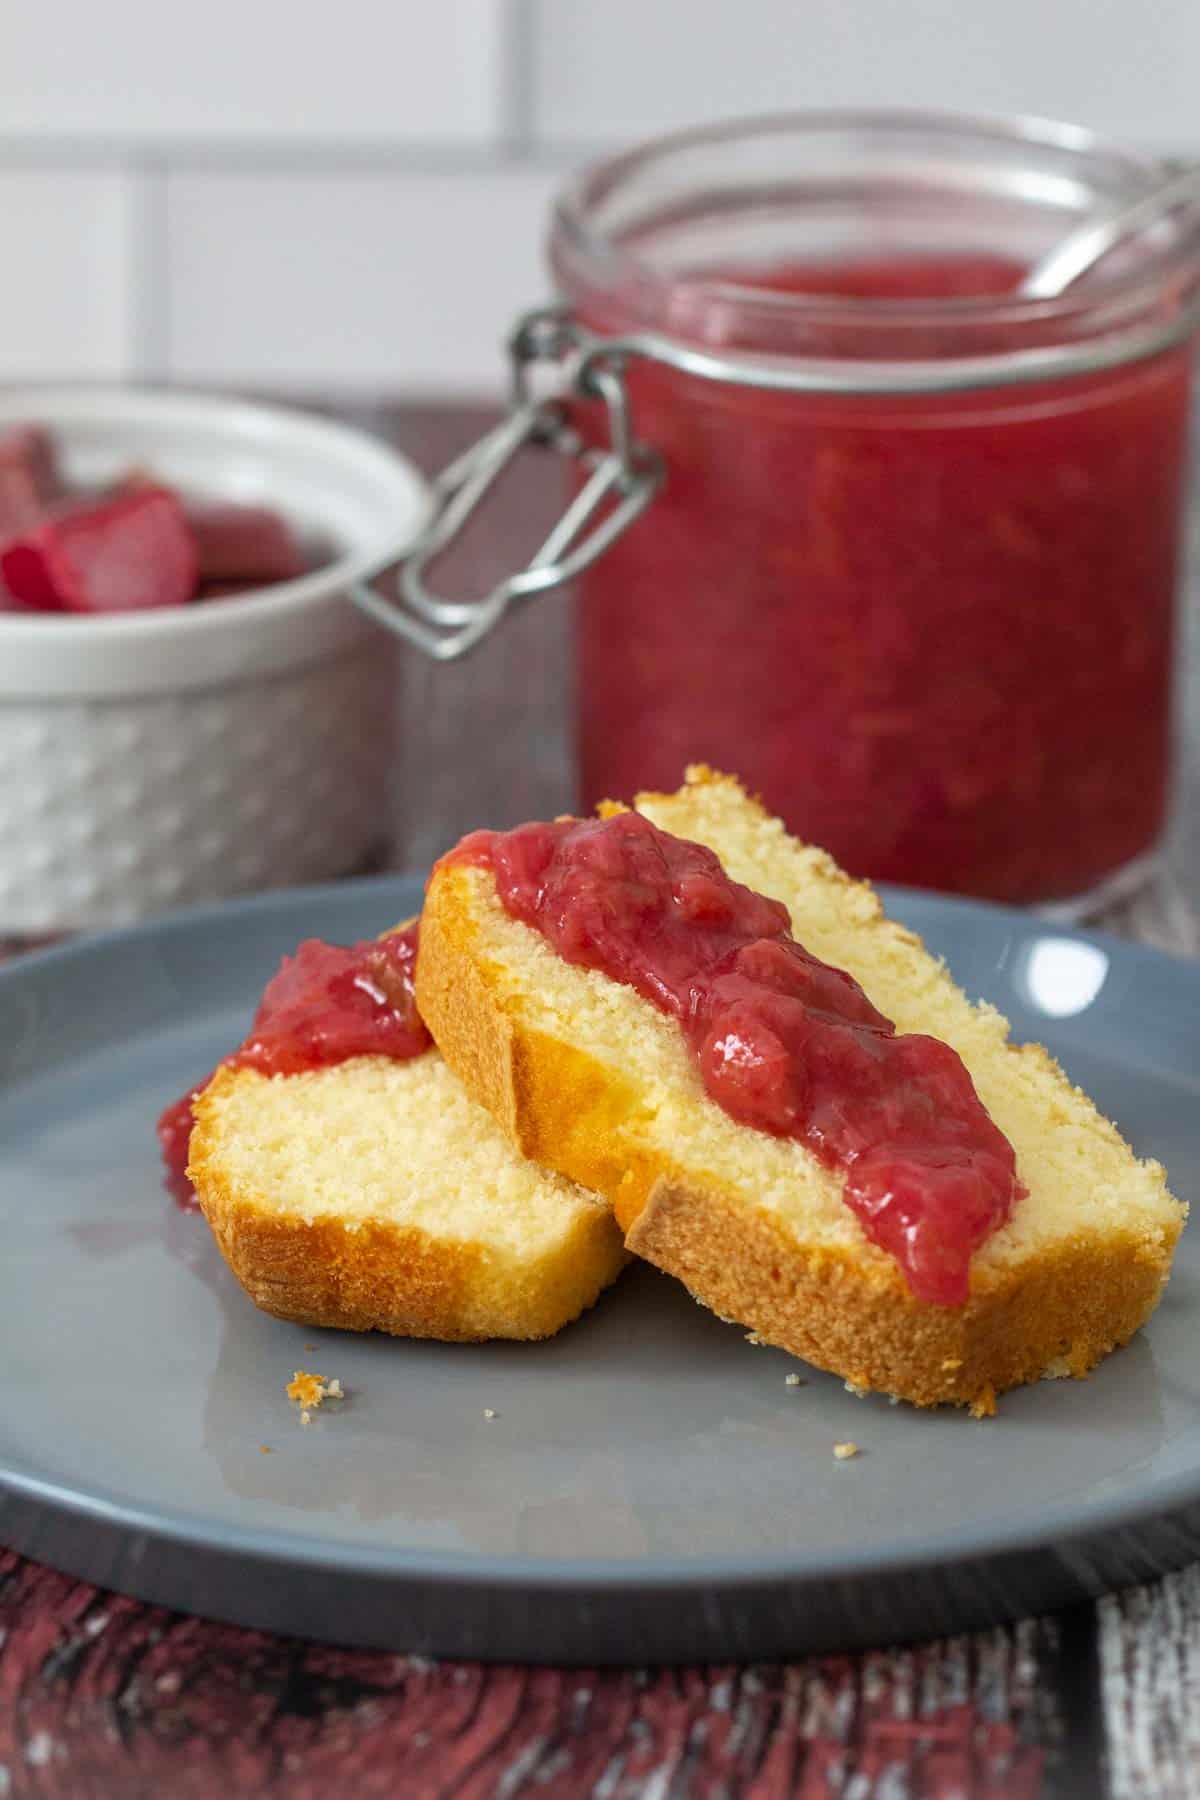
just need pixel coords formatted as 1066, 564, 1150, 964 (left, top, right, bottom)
186, 922, 628, 1343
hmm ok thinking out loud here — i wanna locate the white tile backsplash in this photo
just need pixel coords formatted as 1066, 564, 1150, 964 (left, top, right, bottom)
3, 0, 1200, 387
163, 168, 559, 392
0, 169, 136, 378
531, 0, 1200, 153
0, 0, 502, 146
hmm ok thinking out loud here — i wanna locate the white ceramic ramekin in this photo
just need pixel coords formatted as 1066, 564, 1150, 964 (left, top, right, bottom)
0, 388, 430, 932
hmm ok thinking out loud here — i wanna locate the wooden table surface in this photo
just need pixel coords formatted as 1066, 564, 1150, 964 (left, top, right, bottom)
2, 401, 1199, 1799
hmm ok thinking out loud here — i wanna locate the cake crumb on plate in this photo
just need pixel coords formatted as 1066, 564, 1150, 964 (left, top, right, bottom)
287, 1369, 345, 1422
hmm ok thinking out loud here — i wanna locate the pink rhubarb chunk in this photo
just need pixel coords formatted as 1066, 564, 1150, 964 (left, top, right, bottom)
0, 425, 60, 539
0, 487, 198, 613
188, 502, 304, 588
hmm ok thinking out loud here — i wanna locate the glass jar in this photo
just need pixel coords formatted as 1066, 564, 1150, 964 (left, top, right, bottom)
370, 111, 1200, 908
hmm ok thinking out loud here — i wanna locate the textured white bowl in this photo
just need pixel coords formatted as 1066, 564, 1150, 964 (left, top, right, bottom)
0, 387, 431, 932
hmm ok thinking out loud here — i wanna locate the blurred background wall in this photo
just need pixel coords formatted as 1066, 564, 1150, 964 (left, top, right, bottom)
1, 0, 1195, 396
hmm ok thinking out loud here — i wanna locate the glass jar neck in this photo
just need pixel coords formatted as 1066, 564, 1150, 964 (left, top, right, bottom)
549, 110, 1200, 388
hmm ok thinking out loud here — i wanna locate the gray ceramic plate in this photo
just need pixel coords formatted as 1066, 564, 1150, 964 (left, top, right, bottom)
2, 874, 1199, 1664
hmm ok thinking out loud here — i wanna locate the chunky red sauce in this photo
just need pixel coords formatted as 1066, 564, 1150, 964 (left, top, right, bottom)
572, 254, 1189, 903
450, 813, 1021, 1304
734, 253, 1025, 303
159, 923, 430, 1209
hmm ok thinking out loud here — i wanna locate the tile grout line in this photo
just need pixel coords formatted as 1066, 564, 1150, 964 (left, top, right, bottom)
0, 136, 586, 174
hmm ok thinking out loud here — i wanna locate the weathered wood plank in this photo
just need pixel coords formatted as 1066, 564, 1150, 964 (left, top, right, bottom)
1099, 1573, 1200, 1800
0, 1552, 1072, 1798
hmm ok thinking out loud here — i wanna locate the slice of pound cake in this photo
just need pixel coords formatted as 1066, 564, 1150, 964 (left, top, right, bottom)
416, 768, 1185, 1409
185, 925, 627, 1342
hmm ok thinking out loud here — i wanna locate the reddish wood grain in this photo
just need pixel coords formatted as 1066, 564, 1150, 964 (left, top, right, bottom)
0, 1552, 1065, 1799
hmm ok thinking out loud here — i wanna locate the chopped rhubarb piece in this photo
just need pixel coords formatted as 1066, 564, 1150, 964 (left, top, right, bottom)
0, 488, 198, 613
0, 541, 62, 609
188, 502, 305, 587
113, 465, 160, 497
0, 425, 60, 539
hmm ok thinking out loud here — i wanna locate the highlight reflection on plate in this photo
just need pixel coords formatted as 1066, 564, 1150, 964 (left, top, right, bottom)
1020, 935, 1110, 1018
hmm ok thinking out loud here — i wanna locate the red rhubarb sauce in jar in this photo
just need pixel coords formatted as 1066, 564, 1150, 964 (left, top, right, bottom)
158, 922, 429, 1208
449, 813, 1021, 1303
552, 115, 1200, 905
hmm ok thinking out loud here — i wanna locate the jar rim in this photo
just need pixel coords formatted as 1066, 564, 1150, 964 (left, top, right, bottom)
550, 108, 1200, 388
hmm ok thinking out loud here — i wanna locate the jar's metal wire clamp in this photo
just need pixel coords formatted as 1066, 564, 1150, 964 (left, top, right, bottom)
349, 307, 664, 662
